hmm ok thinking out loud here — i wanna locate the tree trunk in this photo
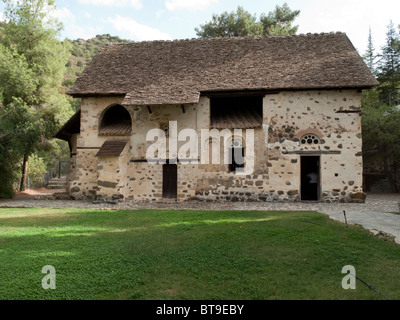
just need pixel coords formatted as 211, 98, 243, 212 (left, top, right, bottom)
19, 154, 29, 192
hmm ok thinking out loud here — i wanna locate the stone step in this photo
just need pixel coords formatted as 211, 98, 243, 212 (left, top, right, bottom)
47, 177, 68, 190
48, 178, 67, 183
48, 180, 67, 184
47, 185, 67, 190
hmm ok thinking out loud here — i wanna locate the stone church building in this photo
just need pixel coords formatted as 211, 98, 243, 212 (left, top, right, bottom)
56, 32, 377, 203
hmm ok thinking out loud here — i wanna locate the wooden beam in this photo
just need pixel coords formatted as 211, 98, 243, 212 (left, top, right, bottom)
284, 150, 342, 155
203, 90, 274, 98
336, 110, 362, 114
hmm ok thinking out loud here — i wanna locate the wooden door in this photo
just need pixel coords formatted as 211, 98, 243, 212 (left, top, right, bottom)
163, 163, 178, 199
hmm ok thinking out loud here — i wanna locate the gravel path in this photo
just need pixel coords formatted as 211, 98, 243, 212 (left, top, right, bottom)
1, 191, 399, 244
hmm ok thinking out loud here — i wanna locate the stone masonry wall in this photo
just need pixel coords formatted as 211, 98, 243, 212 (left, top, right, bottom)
68, 90, 365, 203
69, 97, 125, 199
263, 90, 364, 203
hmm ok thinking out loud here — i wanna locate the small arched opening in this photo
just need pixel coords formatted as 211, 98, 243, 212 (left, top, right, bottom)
300, 133, 321, 145
99, 104, 132, 136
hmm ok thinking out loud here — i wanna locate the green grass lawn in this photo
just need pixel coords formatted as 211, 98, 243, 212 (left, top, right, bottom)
0, 208, 398, 300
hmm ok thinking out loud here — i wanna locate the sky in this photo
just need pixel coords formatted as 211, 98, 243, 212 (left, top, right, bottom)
0, 0, 399, 55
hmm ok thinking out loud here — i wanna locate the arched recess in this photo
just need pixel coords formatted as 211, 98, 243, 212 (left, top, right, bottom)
99, 104, 132, 136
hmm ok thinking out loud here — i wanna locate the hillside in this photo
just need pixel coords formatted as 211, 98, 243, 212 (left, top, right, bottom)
62, 34, 129, 90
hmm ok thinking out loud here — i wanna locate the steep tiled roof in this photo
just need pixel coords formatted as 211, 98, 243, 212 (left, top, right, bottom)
67, 33, 378, 105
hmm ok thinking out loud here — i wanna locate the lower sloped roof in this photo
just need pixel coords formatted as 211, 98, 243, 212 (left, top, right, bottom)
96, 139, 129, 157
99, 122, 131, 136
54, 110, 81, 141
211, 108, 263, 129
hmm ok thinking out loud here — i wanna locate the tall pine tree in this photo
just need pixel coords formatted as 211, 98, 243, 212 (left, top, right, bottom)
376, 20, 400, 103
364, 27, 377, 75
362, 27, 380, 108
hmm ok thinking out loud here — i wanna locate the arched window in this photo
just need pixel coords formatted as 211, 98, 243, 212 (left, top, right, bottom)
99, 105, 132, 136
301, 134, 321, 145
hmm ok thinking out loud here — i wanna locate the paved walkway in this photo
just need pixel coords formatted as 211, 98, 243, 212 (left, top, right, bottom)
0, 191, 399, 244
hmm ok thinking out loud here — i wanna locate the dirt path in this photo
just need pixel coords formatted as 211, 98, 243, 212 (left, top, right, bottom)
0, 188, 67, 201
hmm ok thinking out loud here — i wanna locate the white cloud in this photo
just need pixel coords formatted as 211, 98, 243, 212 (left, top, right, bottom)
108, 15, 172, 41
51, 7, 75, 22
295, 0, 400, 54
67, 24, 103, 40
78, 0, 142, 9
165, 0, 218, 12
156, 9, 165, 19
0, 11, 4, 21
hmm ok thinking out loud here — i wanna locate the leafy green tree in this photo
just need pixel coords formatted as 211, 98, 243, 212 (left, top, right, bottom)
195, 3, 300, 38
0, 0, 72, 193
195, 6, 262, 38
26, 154, 47, 189
0, 99, 41, 198
260, 3, 300, 36
362, 103, 400, 193
36, 139, 70, 174
0, 44, 36, 104
361, 22, 400, 193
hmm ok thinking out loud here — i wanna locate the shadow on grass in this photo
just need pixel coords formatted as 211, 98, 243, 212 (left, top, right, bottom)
0, 209, 398, 300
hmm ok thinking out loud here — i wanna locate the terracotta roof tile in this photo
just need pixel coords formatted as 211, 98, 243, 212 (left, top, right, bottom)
67, 33, 378, 105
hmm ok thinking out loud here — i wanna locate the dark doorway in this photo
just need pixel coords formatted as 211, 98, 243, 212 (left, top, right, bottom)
228, 141, 245, 173
301, 156, 320, 201
163, 162, 178, 199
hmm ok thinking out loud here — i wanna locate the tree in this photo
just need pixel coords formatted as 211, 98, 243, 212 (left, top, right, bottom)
362, 103, 400, 193
195, 3, 300, 38
361, 22, 400, 193
0, 43, 37, 104
0, 99, 41, 198
195, 6, 262, 38
364, 27, 377, 76
260, 3, 300, 36
361, 28, 380, 109
0, 0, 72, 194
376, 20, 400, 101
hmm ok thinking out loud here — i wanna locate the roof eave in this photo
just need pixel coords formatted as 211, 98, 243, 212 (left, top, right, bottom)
67, 92, 127, 99
54, 109, 81, 141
